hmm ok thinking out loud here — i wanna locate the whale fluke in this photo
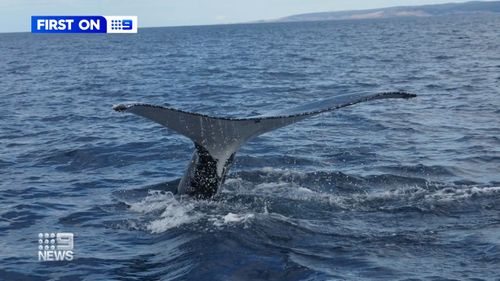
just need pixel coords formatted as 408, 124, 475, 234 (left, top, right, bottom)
114, 91, 415, 198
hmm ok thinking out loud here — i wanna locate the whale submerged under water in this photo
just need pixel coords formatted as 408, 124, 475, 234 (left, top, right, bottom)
114, 91, 416, 199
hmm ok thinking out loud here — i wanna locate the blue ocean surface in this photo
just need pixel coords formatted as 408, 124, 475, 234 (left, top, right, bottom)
1, 14, 499, 280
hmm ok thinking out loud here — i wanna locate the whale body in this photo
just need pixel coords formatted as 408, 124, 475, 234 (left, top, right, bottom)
114, 91, 416, 199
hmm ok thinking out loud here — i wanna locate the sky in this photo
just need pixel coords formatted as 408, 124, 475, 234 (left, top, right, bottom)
0, 0, 492, 32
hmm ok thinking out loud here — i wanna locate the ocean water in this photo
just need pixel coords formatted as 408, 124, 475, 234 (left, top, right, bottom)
1, 14, 499, 280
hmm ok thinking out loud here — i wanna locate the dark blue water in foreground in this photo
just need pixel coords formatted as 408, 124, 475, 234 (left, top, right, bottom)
1, 14, 499, 280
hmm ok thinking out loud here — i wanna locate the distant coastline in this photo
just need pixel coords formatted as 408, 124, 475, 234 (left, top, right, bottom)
270, 1, 500, 23
2, 1, 499, 33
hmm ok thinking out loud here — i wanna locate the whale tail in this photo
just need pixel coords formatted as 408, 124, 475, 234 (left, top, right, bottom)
113, 91, 416, 198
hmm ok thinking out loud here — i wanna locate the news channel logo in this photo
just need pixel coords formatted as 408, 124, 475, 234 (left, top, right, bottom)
38, 232, 74, 261
31, 16, 138, 33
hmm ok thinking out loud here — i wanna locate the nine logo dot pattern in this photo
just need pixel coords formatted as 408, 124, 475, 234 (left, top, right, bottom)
111, 20, 123, 31
38, 232, 56, 250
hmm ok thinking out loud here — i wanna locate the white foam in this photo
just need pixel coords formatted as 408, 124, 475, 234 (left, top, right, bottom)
297, 186, 314, 193
225, 171, 500, 211
128, 190, 176, 213
348, 185, 500, 210
426, 185, 500, 202
210, 212, 255, 227
126, 180, 499, 233
223, 212, 254, 223
148, 208, 201, 233
260, 167, 307, 178
127, 190, 201, 233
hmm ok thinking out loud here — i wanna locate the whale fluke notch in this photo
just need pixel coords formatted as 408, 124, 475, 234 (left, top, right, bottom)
114, 91, 416, 199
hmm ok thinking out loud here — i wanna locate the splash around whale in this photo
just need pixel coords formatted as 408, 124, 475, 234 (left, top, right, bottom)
114, 91, 416, 199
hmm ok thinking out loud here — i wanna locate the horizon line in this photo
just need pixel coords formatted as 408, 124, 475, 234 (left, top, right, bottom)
1, 0, 497, 34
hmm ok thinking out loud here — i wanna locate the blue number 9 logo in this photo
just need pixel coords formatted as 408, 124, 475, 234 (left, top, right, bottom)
122, 20, 133, 30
